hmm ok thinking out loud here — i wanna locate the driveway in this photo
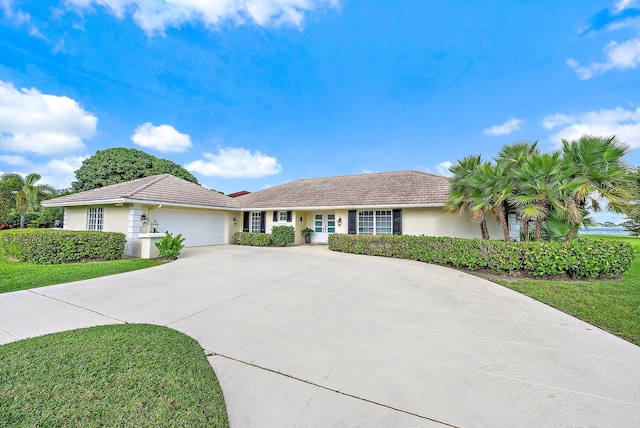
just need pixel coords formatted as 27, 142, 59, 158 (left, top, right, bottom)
1, 245, 639, 427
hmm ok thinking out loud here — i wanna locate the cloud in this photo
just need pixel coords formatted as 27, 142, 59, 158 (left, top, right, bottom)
482, 118, 523, 136
0, 155, 28, 166
131, 122, 192, 153
186, 147, 281, 178
434, 161, 453, 176
542, 106, 640, 147
65, 0, 339, 35
0, 155, 87, 189
567, 38, 640, 79
0, 81, 97, 155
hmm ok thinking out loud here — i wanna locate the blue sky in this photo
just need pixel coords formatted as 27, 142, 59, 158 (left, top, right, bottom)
2, 1, 640, 221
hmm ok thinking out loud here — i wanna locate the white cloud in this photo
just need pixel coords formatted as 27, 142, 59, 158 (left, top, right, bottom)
131, 122, 192, 153
0, 81, 97, 155
0, 155, 28, 166
482, 118, 523, 136
186, 147, 281, 178
615, 0, 636, 13
65, 0, 339, 35
0, 155, 87, 189
568, 37, 640, 79
434, 161, 453, 176
542, 106, 640, 147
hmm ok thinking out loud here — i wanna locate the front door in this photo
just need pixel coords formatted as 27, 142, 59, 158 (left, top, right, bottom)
311, 212, 336, 244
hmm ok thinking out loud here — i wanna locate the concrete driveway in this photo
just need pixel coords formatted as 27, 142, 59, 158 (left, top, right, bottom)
1, 245, 639, 427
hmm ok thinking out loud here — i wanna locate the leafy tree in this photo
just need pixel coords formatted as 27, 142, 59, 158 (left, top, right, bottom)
623, 166, 640, 236
446, 155, 491, 239
0, 173, 57, 228
72, 148, 199, 192
561, 136, 635, 236
469, 161, 513, 241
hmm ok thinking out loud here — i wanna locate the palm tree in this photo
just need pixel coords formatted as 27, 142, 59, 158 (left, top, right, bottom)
495, 140, 541, 240
561, 135, 636, 239
511, 153, 579, 241
446, 155, 491, 239
0, 173, 57, 228
468, 161, 514, 241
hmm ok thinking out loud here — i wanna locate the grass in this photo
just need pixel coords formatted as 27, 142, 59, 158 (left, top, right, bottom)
0, 257, 165, 294
0, 324, 228, 427
495, 234, 640, 346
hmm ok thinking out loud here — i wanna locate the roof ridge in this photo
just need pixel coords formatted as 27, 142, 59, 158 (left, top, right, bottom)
122, 174, 169, 198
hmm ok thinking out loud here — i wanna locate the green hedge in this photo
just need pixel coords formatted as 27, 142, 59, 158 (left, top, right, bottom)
0, 229, 126, 264
233, 227, 296, 247
232, 232, 271, 247
270, 226, 295, 247
328, 234, 634, 279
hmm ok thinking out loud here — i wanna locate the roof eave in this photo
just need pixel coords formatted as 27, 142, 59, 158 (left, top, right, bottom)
42, 198, 241, 211
238, 202, 446, 211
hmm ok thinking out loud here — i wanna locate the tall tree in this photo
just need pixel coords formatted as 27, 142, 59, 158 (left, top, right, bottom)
561, 135, 636, 239
511, 153, 579, 241
469, 161, 514, 241
72, 148, 199, 192
446, 155, 491, 239
0, 173, 57, 228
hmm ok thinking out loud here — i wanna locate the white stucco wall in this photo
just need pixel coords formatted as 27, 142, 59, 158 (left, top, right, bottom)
64, 205, 129, 234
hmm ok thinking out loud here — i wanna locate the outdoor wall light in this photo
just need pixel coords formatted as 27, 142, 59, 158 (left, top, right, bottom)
300, 217, 303, 222
338, 217, 342, 226
232, 217, 237, 225
141, 214, 147, 224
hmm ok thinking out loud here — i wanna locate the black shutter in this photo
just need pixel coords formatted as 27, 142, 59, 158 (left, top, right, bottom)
286, 211, 292, 222
260, 211, 266, 233
273, 211, 278, 222
348, 210, 357, 234
393, 209, 402, 235
243, 212, 250, 232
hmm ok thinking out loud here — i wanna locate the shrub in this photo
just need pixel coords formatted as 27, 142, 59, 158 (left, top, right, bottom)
155, 231, 186, 259
328, 234, 634, 279
0, 229, 126, 264
271, 226, 295, 247
232, 232, 271, 246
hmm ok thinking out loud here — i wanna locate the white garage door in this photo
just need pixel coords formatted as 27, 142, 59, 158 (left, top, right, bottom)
152, 208, 227, 247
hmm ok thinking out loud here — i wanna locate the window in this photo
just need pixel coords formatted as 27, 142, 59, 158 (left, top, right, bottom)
87, 207, 103, 231
358, 210, 392, 235
251, 212, 262, 233
358, 211, 374, 234
375, 210, 392, 235
279, 211, 288, 222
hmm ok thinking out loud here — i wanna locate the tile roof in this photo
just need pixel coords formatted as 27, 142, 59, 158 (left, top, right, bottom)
236, 170, 451, 209
42, 174, 239, 209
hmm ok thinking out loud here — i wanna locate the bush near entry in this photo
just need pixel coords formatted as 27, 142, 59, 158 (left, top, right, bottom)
0, 229, 126, 264
232, 232, 271, 247
328, 234, 634, 279
270, 226, 295, 246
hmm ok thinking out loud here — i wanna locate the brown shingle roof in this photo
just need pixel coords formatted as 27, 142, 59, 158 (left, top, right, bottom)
42, 174, 239, 209
236, 170, 451, 209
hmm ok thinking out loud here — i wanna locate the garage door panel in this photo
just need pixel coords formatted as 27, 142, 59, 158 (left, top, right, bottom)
153, 209, 227, 247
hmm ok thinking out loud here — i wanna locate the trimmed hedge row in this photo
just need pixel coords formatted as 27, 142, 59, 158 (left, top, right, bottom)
0, 229, 126, 264
328, 234, 634, 279
232, 227, 295, 247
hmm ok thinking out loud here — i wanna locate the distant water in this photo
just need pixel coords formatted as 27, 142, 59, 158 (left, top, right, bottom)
578, 227, 631, 236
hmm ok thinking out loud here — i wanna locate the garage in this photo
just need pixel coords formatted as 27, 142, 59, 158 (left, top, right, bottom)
152, 208, 227, 247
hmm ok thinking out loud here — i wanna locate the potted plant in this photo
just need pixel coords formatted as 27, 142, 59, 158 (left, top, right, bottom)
301, 227, 314, 244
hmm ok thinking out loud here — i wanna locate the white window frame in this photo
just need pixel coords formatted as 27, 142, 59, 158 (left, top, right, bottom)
279, 211, 288, 223
358, 210, 392, 235
87, 207, 104, 231
251, 212, 262, 233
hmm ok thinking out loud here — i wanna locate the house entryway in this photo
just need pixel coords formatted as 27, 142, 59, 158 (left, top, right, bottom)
311, 212, 336, 244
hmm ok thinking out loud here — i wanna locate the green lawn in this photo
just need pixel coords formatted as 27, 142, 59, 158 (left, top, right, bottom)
495, 234, 640, 346
0, 257, 164, 294
0, 324, 228, 427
